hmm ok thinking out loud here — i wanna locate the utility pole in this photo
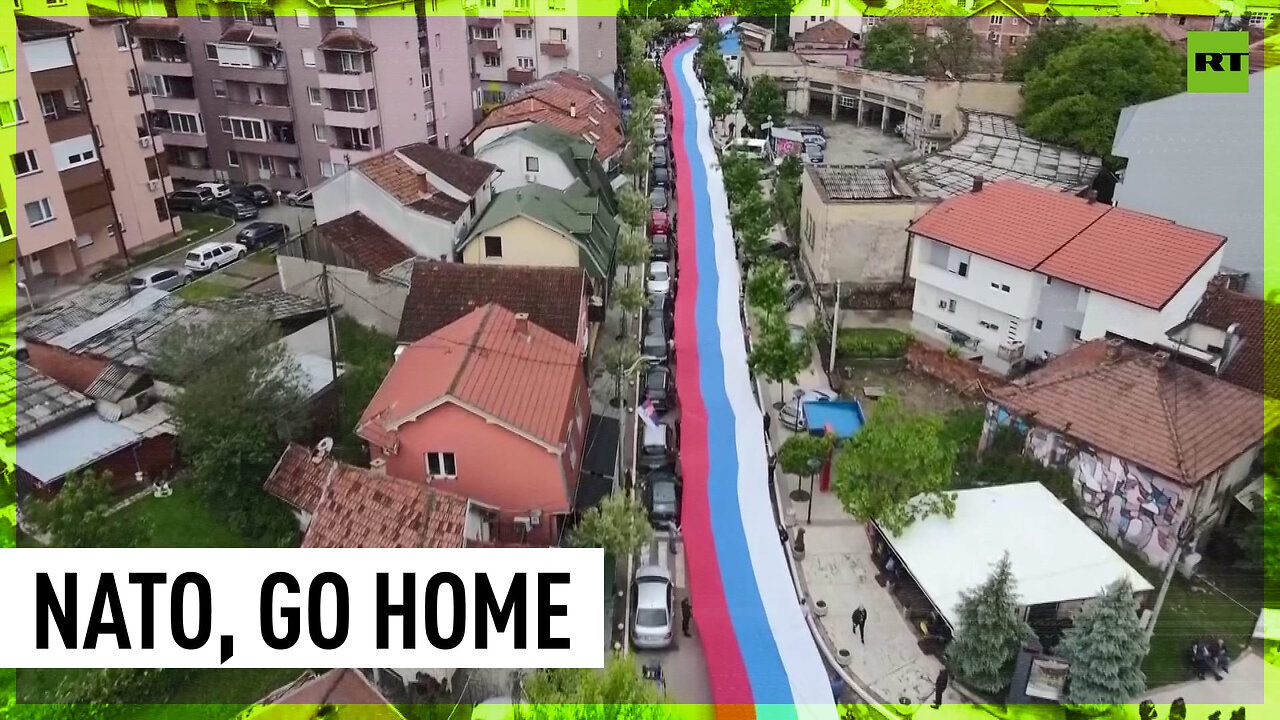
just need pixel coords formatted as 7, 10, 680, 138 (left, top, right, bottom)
1144, 518, 1196, 642
124, 19, 176, 237
319, 257, 341, 432
828, 280, 840, 376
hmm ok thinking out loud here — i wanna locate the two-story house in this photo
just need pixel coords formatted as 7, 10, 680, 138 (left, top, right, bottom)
357, 304, 590, 545
908, 181, 1225, 374
472, 124, 617, 215
312, 143, 499, 261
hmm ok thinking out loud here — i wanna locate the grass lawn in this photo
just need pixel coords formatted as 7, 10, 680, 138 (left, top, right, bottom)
334, 318, 396, 462
178, 275, 238, 302
127, 213, 235, 267
117, 483, 255, 548
17, 667, 304, 715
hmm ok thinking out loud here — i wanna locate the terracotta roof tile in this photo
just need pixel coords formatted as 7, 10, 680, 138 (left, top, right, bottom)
910, 182, 1225, 308
397, 262, 587, 345
316, 212, 414, 274
396, 143, 498, 196
1190, 284, 1280, 398
264, 669, 400, 711
353, 146, 495, 221
992, 340, 1271, 484
795, 19, 857, 46
465, 74, 623, 160
361, 304, 581, 449
264, 443, 331, 513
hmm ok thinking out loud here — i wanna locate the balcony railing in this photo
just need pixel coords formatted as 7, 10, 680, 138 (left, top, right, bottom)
540, 40, 569, 58
997, 342, 1025, 363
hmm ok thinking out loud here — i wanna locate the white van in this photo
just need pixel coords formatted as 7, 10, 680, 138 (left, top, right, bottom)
726, 138, 767, 159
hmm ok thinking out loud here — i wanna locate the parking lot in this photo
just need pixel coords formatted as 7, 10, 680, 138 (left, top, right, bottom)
807, 116, 913, 165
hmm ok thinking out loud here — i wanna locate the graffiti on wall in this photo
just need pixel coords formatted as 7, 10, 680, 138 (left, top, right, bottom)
984, 404, 1189, 569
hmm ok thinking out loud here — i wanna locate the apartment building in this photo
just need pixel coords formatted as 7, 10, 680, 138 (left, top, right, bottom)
10, 14, 176, 281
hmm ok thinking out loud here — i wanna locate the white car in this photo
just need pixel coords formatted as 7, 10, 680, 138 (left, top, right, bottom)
647, 261, 672, 295
184, 241, 247, 274
285, 188, 314, 207
631, 565, 674, 650
196, 182, 231, 199
685, 22, 702, 38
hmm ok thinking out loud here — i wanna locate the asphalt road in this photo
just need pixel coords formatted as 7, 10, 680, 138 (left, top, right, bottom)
138, 203, 315, 278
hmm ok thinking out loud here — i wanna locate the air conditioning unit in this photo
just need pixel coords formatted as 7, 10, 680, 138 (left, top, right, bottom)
524, 172, 538, 182
139, 136, 152, 148
147, 179, 160, 191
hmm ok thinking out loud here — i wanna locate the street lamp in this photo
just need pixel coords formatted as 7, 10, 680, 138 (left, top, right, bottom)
806, 457, 822, 525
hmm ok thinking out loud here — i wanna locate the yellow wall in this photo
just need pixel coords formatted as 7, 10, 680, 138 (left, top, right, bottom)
461, 216, 581, 270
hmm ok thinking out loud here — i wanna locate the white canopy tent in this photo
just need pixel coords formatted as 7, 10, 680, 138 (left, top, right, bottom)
880, 482, 1154, 629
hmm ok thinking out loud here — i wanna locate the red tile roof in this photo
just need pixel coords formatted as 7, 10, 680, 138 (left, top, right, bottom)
264, 443, 468, 549
795, 19, 856, 46
260, 669, 401, 712
360, 304, 581, 450
1190, 283, 1280, 398
465, 74, 623, 160
316, 212, 414, 274
992, 340, 1272, 484
909, 182, 1225, 309
397, 262, 587, 345
354, 145, 496, 222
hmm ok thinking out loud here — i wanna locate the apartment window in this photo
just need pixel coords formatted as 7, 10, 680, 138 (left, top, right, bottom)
421, 72, 431, 89
227, 150, 240, 167
427, 452, 457, 478
0, 46, 11, 72
548, 0, 565, 9
989, 15, 1004, 24
434, 33, 442, 50
344, 127, 372, 148
1, 211, 14, 240
81, 230, 98, 246
313, 124, 325, 142
989, 282, 1010, 293
205, 43, 218, 61
221, 116, 266, 141
928, 112, 942, 130
344, 90, 365, 110
517, 56, 534, 70
38, 92, 59, 118
340, 52, 363, 73
301, 49, 316, 67
484, 236, 502, 258
514, 0, 530, 8
25, 198, 54, 226
57, 140, 96, 169
0, 99, 23, 126
525, 156, 539, 172
296, 9, 310, 27
1248, 13, 1272, 27
196, 3, 210, 21
1033, 319, 1043, 331
335, 9, 357, 28
259, 155, 272, 172
550, 27, 567, 41
943, 248, 970, 277
516, 26, 534, 40
11, 150, 38, 176
946, 299, 956, 313
46, 0, 68, 6
306, 87, 322, 106
320, 160, 336, 178
113, 24, 136, 50
978, 320, 1000, 332
483, 53, 501, 67
169, 112, 201, 134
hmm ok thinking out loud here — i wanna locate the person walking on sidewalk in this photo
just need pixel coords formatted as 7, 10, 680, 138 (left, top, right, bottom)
930, 668, 949, 709
851, 606, 867, 644
763, 412, 772, 438
680, 597, 693, 637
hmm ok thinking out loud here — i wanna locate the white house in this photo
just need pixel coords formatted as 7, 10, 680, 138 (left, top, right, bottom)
908, 181, 1226, 375
313, 143, 500, 261
1111, 70, 1267, 296
472, 124, 617, 216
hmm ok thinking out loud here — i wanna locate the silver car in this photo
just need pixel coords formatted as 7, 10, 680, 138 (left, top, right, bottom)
632, 565, 674, 650
128, 267, 187, 292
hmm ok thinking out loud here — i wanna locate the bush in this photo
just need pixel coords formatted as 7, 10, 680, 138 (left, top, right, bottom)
836, 328, 911, 359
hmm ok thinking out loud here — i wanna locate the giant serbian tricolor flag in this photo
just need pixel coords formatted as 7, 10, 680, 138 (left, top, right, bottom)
663, 18, 839, 720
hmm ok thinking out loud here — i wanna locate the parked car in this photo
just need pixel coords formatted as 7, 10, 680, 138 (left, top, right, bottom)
651, 232, 672, 262
804, 143, 825, 164
184, 241, 247, 274
767, 239, 797, 259
652, 146, 669, 169
653, 125, 670, 144
784, 279, 806, 309
651, 166, 671, 189
644, 366, 674, 412
196, 182, 231, 199
779, 389, 835, 432
647, 261, 672, 295
236, 221, 288, 249
650, 210, 671, 235
645, 469, 680, 527
285, 188, 314, 207
127, 267, 187, 292
232, 183, 274, 206
213, 197, 260, 220
802, 134, 827, 149
642, 323, 671, 365
631, 565, 675, 650
785, 121, 825, 138
649, 186, 669, 211
166, 188, 214, 212
638, 422, 677, 472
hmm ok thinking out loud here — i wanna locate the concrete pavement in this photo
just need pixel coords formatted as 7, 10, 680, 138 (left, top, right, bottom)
633, 530, 714, 706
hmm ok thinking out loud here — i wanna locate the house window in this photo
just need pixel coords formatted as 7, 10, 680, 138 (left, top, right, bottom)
196, 2, 210, 21
320, 160, 335, 177
340, 52, 362, 73
516, 26, 533, 40
434, 33, 442, 50
221, 116, 266, 141
335, 9, 357, 28
947, 299, 956, 313
25, 198, 54, 226
113, 24, 136, 50
228, 150, 240, 167
0, 46, 11, 72
551, 27, 567, 41
990, 282, 1010, 293
2, 99, 25, 126
1010, 36, 1019, 47
483, 53, 502, 68
484, 236, 503, 258
38, 92, 59, 118
345, 90, 365, 110
1033, 319, 1043, 331
1045, 277, 1052, 285
296, 9, 310, 27
169, 112, 201, 134
301, 49, 316, 67
525, 156, 539, 172
12, 149, 39, 176
308, 87, 322, 105
517, 56, 534, 70
421, 72, 431, 88
313, 124, 325, 142
989, 15, 1004, 24
205, 43, 218, 61
979, 320, 1000, 332
212, 79, 227, 98
427, 451, 457, 478
945, 248, 970, 277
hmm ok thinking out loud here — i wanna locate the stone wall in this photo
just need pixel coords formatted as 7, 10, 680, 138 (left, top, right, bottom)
904, 342, 1007, 397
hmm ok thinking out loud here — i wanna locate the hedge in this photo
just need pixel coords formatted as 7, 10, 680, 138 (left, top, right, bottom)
836, 328, 911, 359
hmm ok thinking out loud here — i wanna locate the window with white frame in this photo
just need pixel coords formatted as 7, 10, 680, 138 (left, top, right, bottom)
53, 135, 97, 170
550, 27, 567, 41
313, 124, 325, 142
259, 155, 272, 172
989, 15, 1003, 24
421, 71, 431, 88
516, 26, 533, 40
169, 111, 201, 134
228, 150, 240, 167
301, 48, 316, 67
220, 116, 266, 141
483, 53, 501, 67
525, 156, 539, 172
482, 0, 496, 7
11, 149, 38, 176
1248, 13, 1273, 26
517, 56, 534, 69
212, 79, 227, 98
335, 9, 357, 28
427, 452, 457, 478
0, 45, 12, 72
320, 160, 335, 177
340, 52, 362, 73
473, 26, 497, 40
295, 9, 310, 27
308, 87, 322, 105
215, 44, 254, 68
205, 43, 218, 61
113, 24, 136, 50
0, 99, 23, 126
25, 198, 54, 226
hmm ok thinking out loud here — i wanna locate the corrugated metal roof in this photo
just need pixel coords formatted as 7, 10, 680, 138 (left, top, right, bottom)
84, 363, 147, 403
18, 413, 140, 484
15, 363, 93, 439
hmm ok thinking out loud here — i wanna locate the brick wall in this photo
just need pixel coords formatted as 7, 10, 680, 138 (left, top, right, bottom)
905, 342, 1008, 397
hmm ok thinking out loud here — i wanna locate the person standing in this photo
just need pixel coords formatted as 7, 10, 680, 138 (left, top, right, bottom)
763, 411, 772, 437
851, 606, 867, 644
680, 597, 693, 637
930, 667, 949, 709
1169, 698, 1187, 720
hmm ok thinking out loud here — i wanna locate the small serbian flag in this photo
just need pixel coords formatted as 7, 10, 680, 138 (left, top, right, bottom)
637, 400, 661, 431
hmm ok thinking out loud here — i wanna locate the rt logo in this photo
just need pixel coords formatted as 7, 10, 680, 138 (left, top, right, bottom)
1187, 31, 1250, 93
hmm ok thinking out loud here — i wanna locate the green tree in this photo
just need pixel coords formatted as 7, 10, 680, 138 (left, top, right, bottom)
830, 395, 956, 534
777, 432, 833, 477
699, 20, 724, 51
629, 60, 662, 99
1234, 469, 1280, 589
602, 342, 643, 407
154, 311, 306, 543
611, 280, 647, 338
619, 188, 650, 229
1021, 26, 1185, 158
25, 471, 148, 548
731, 194, 773, 255
616, 227, 652, 284
743, 76, 786, 133
523, 653, 666, 717
709, 82, 737, 131
919, 16, 982, 79
746, 257, 788, 313
1060, 578, 1149, 704
748, 309, 810, 402
947, 552, 1034, 694
621, 146, 652, 189
570, 492, 654, 558
862, 19, 919, 75
777, 153, 802, 183
1003, 21, 1095, 81
721, 151, 763, 206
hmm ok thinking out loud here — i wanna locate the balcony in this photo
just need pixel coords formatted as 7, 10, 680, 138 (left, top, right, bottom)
540, 41, 569, 58
477, 63, 506, 83
140, 57, 194, 78
507, 67, 535, 84
230, 137, 300, 159
997, 342, 1025, 363
473, 38, 501, 54
159, 131, 209, 149
317, 71, 376, 91
324, 108, 380, 130
225, 101, 294, 123
150, 95, 201, 115
31, 66, 81, 96
216, 65, 288, 85
72, 205, 114, 237
169, 165, 217, 183
43, 110, 93, 144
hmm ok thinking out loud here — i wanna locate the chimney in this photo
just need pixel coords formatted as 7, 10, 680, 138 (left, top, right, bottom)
416, 172, 432, 195
369, 457, 387, 476
1105, 338, 1124, 362
971, 176, 983, 193
514, 312, 530, 336
1086, 189, 1098, 205
569, 102, 577, 118
1152, 350, 1170, 369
